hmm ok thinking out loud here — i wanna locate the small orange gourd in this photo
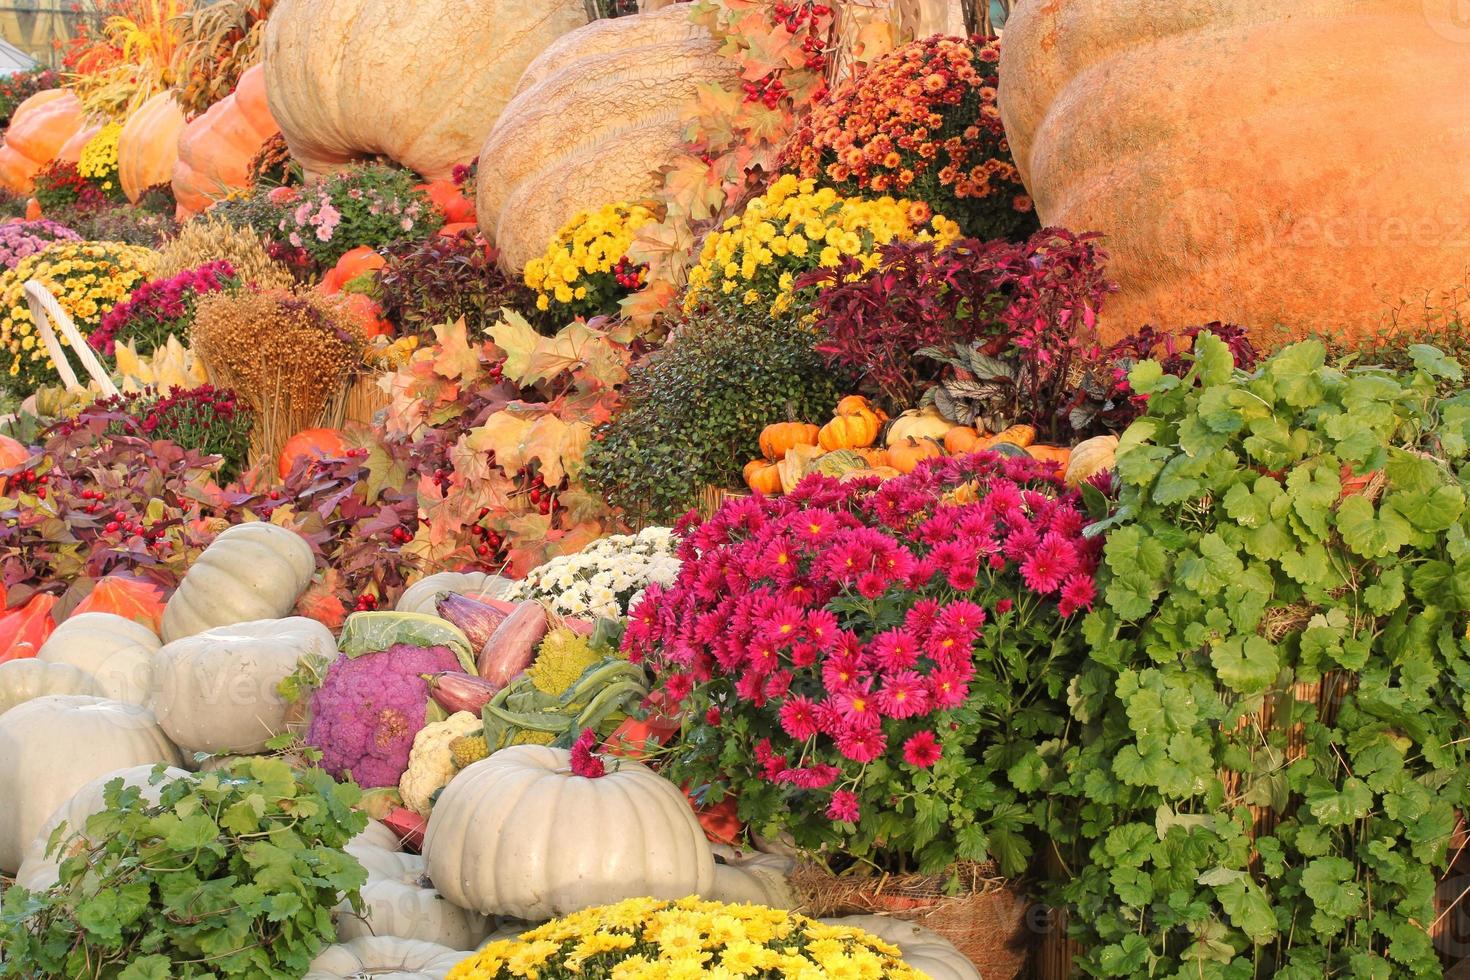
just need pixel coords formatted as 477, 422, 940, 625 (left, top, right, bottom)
1025, 445, 1072, 469
887, 437, 944, 474
818, 411, 881, 451
744, 459, 782, 495
835, 395, 888, 423
991, 424, 1037, 449
943, 426, 985, 455
856, 447, 890, 468
759, 421, 820, 461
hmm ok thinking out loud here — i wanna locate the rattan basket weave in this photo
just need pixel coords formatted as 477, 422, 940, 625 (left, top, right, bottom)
791, 862, 1033, 978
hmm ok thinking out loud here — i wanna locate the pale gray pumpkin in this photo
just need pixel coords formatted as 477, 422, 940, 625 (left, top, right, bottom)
304, 936, 466, 980
0, 659, 98, 716
0, 696, 180, 873
395, 571, 515, 618
339, 835, 492, 950
37, 611, 160, 704
14, 763, 191, 891
149, 616, 335, 757
161, 522, 316, 642
423, 745, 715, 919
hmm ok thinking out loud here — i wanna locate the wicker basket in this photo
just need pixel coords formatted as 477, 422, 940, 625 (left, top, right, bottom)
342, 372, 393, 427
790, 862, 1034, 978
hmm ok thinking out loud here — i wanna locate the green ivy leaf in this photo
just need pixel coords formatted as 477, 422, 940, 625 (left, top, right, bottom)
1337, 495, 1412, 559
1209, 635, 1279, 693
1216, 877, 1279, 944
1307, 777, 1374, 825
1300, 855, 1365, 931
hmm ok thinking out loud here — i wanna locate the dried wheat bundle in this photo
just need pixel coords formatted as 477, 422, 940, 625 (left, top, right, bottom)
190, 288, 365, 469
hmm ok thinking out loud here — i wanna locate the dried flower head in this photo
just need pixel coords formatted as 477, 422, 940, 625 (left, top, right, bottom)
156, 215, 295, 289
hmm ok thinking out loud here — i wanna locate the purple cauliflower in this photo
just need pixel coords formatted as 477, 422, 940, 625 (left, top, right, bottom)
306, 643, 461, 788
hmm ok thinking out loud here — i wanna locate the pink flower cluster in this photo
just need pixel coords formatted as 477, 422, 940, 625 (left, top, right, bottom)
624, 451, 1100, 825
89, 261, 239, 356
0, 219, 80, 270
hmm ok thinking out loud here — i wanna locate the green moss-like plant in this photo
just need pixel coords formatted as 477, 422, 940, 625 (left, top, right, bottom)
583, 310, 851, 523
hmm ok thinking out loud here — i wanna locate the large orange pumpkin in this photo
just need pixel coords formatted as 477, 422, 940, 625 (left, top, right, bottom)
0, 593, 57, 663
278, 428, 348, 479
1000, 0, 1470, 343
118, 91, 187, 203
72, 576, 167, 633
172, 65, 281, 219
56, 122, 102, 165
0, 90, 84, 194
0, 435, 29, 494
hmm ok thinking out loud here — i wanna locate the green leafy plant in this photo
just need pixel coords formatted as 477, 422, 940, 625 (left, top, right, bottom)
1047, 334, 1470, 978
583, 309, 851, 522
0, 758, 368, 979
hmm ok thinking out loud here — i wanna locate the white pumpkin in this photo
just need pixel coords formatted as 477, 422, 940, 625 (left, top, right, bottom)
822, 915, 981, 980
14, 763, 191, 891
708, 848, 795, 909
161, 522, 317, 642
395, 572, 515, 617
149, 617, 335, 756
37, 611, 161, 704
0, 695, 181, 873
304, 936, 466, 980
340, 837, 492, 949
423, 745, 716, 919
351, 818, 408, 853
0, 659, 98, 716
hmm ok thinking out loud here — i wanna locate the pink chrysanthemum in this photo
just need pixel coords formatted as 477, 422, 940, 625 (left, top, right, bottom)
902, 730, 943, 768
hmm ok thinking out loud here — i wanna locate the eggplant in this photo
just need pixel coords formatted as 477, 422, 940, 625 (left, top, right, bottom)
423, 671, 502, 714
478, 601, 548, 686
435, 592, 510, 651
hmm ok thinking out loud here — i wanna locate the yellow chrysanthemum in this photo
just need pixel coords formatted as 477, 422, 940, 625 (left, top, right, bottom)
523, 201, 655, 316
682, 182, 957, 319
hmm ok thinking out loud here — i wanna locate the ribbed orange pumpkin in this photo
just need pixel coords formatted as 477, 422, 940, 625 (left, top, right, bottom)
172, 65, 281, 219
118, 92, 187, 202
743, 459, 782, 495
476, 6, 738, 271
278, 428, 348, 479
1000, 0, 1470, 342
263, 0, 585, 180
758, 421, 820, 461
0, 90, 84, 194
888, 437, 944, 474
818, 411, 881, 451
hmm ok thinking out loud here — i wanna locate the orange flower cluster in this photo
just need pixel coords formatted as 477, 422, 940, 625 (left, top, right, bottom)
784, 35, 1038, 242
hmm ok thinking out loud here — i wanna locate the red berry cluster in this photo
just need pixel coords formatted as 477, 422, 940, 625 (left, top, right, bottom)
612, 256, 647, 291
11, 468, 49, 499
521, 468, 566, 517
92, 505, 172, 552
742, 73, 788, 108
352, 593, 380, 612
389, 520, 418, 545
470, 507, 504, 559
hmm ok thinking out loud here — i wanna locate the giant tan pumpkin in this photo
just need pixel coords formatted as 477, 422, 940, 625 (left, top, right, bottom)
172, 64, 281, 219
118, 91, 187, 203
0, 89, 84, 194
476, 6, 738, 272
999, 0, 1470, 343
262, 0, 586, 180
